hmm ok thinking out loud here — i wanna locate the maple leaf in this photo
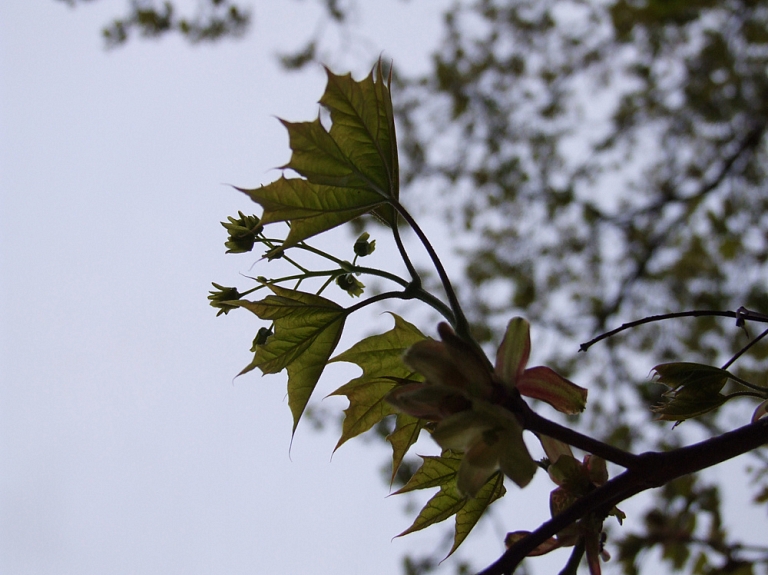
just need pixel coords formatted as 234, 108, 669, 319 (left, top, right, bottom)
239, 61, 400, 251
234, 285, 347, 433
237, 176, 385, 254
385, 413, 425, 485
284, 63, 399, 222
395, 452, 506, 558
329, 314, 426, 475
450, 471, 506, 557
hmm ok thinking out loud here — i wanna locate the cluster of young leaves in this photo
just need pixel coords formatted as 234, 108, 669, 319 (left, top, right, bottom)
216, 63, 400, 431
210, 57, 768, 575
208, 63, 702, 574
652, 361, 768, 425
209, 63, 528, 554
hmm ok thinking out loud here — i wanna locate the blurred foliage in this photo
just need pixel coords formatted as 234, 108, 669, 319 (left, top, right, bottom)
57, 0, 249, 47
55, 0, 355, 48
389, 1, 768, 573
72, 0, 768, 573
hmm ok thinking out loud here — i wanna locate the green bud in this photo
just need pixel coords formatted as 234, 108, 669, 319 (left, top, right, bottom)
221, 211, 263, 254
354, 232, 376, 257
208, 283, 242, 316
336, 274, 365, 297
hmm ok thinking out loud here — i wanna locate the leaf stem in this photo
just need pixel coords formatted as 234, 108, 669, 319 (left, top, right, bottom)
722, 390, 766, 401
345, 289, 415, 315
391, 220, 422, 287
316, 275, 335, 296
727, 372, 767, 394
392, 200, 471, 339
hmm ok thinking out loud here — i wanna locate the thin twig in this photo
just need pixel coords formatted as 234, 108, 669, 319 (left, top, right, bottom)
579, 309, 768, 352
722, 327, 768, 370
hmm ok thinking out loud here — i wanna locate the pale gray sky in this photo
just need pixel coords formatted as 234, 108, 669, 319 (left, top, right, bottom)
5, 3, 763, 575
0, 2, 555, 574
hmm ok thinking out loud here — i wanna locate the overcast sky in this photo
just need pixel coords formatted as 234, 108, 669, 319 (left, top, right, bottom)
4, 3, 766, 575
0, 2, 564, 574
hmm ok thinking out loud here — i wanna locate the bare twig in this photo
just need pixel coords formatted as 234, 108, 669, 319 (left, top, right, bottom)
580, 309, 768, 352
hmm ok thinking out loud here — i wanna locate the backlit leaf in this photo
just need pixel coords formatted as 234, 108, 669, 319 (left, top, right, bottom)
234, 285, 346, 433
237, 176, 384, 253
282, 62, 399, 225
285, 65, 398, 196
449, 471, 506, 557
330, 379, 398, 450
396, 461, 506, 556
386, 414, 425, 485
393, 452, 461, 495
396, 482, 466, 537
329, 314, 427, 452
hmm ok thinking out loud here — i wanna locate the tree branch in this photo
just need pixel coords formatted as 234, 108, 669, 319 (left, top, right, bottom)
477, 417, 768, 575
579, 308, 768, 352
499, 389, 641, 469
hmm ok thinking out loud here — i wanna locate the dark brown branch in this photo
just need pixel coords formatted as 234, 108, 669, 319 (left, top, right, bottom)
579, 309, 768, 352
509, 394, 641, 470
477, 417, 768, 575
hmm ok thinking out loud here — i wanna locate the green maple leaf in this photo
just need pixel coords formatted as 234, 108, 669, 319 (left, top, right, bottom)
281, 61, 399, 226
234, 285, 347, 433
237, 176, 385, 253
395, 452, 506, 555
237, 62, 400, 251
285, 64, 398, 198
329, 314, 427, 455
386, 413, 425, 485
449, 471, 506, 557
393, 452, 462, 495
396, 483, 466, 538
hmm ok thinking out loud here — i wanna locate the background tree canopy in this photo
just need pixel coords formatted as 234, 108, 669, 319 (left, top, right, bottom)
69, 0, 768, 573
